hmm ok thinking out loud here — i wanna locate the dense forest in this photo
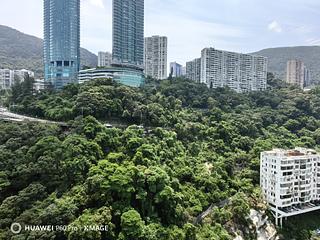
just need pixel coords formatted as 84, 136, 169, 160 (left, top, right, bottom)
1, 75, 320, 239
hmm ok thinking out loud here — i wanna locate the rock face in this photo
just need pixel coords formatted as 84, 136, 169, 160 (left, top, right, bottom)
232, 209, 279, 240
0, 25, 98, 77
249, 209, 279, 240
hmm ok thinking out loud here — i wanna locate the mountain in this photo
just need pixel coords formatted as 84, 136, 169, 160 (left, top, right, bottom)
252, 46, 320, 84
0, 25, 97, 77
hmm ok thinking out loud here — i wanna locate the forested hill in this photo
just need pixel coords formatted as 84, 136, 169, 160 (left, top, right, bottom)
1, 77, 320, 239
0, 25, 97, 77
252, 46, 320, 84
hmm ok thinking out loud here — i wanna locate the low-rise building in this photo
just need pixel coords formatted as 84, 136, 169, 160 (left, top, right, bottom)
78, 66, 145, 87
260, 148, 320, 227
33, 79, 47, 92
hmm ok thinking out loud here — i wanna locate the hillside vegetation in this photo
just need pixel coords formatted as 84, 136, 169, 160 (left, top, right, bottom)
0, 25, 97, 77
1, 76, 320, 239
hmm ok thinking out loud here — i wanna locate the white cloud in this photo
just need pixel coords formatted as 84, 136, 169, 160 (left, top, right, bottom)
306, 38, 320, 45
89, 0, 104, 8
268, 20, 283, 33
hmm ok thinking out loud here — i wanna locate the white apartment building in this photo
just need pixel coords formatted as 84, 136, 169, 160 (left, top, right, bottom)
14, 69, 35, 82
0, 69, 35, 90
144, 36, 168, 80
33, 79, 47, 92
260, 148, 320, 227
200, 48, 267, 93
98, 51, 112, 67
0, 69, 14, 90
186, 58, 201, 83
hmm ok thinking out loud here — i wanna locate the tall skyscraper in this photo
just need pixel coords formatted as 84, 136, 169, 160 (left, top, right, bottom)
98, 51, 112, 67
200, 48, 267, 93
44, 0, 80, 89
286, 60, 310, 89
144, 36, 168, 80
170, 62, 183, 78
112, 0, 144, 70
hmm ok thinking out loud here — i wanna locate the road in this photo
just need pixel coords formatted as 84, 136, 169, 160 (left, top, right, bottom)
0, 107, 65, 126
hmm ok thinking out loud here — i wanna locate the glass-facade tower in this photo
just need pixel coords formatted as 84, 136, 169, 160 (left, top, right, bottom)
112, 0, 144, 70
44, 0, 80, 89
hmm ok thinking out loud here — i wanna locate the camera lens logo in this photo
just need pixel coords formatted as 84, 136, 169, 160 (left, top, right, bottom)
10, 223, 22, 234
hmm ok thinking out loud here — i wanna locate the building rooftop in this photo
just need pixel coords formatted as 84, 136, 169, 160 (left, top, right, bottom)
263, 147, 318, 157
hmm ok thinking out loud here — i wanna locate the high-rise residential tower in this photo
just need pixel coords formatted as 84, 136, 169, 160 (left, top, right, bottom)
200, 48, 267, 93
186, 58, 201, 83
44, 0, 80, 89
286, 60, 310, 89
98, 51, 112, 67
144, 36, 168, 80
112, 0, 144, 70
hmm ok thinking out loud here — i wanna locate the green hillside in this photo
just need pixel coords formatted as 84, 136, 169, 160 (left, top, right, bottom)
252, 46, 320, 84
1, 77, 320, 239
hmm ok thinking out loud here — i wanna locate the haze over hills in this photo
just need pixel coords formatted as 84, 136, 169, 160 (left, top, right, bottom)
0, 25, 97, 77
252, 46, 320, 84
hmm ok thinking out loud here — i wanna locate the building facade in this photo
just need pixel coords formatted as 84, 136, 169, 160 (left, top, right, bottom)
33, 79, 47, 92
170, 62, 183, 78
112, 0, 144, 70
144, 36, 168, 80
14, 69, 35, 82
78, 67, 145, 87
0, 69, 14, 90
98, 51, 112, 67
0, 69, 35, 90
261, 148, 320, 226
286, 60, 310, 89
44, 0, 80, 89
200, 48, 267, 93
186, 58, 201, 83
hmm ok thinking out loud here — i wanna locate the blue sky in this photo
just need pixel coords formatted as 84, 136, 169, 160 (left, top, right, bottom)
0, 0, 320, 65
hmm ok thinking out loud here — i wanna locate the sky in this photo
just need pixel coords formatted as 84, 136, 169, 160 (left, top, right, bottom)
0, 0, 320, 66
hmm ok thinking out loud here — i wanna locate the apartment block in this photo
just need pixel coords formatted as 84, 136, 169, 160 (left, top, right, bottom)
200, 48, 267, 93
144, 36, 168, 80
260, 148, 320, 226
0, 69, 35, 90
170, 62, 183, 78
0, 69, 14, 90
98, 52, 112, 67
286, 60, 310, 89
186, 58, 201, 83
